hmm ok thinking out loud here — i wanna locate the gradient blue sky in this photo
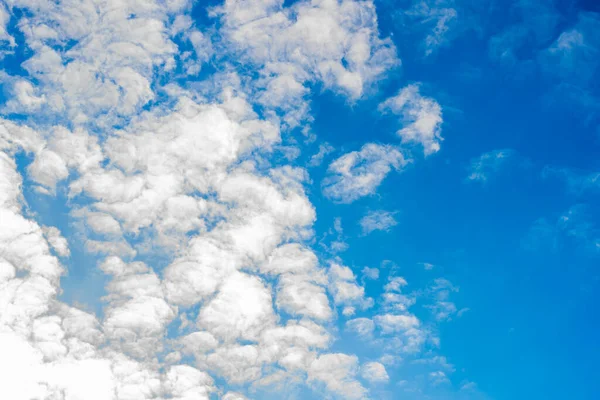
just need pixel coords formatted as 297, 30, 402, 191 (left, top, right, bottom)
1, 0, 599, 399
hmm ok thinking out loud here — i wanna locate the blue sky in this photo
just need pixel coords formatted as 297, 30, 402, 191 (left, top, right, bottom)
0, 0, 599, 399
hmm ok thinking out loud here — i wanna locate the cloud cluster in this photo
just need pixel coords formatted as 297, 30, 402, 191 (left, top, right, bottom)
0, 0, 471, 398
216, 0, 398, 127
344, 272, 463, 370
2, 0, 190, 127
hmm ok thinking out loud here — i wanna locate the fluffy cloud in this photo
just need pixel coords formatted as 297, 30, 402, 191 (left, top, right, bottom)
101, 257, 176, 359
361, 361, 389, 383
0, 3, 14, 48
322, 143, 408, 203
4, 0, 186, 126
42, 226, 70, 258
328, 262, 372, 314
163, 365, 215, 400
217, 0, 398, 127
379, 84, 443, 155
346, 317, 375, 338
308, 353, 367, 399
198, 272, 276, 342
0, 0, 474, 398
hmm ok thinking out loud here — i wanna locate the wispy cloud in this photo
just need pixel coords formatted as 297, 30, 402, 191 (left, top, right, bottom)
523, 204, 600, 255
360, 210, 398, 235
543, 166, 600, 195
308, 142, 335, 167
466, 149, 516, 183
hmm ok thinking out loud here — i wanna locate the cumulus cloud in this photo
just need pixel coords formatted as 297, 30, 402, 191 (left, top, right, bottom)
216, 0, 398, 127
308, 353, 367, 399
0, 0, 475, 398
346, 317, 375, 338
328, 262, 372, 314
0, 3, 15, 48
198, 272, 276, 342
42, 226, 70, 258
361, 266, 380, 280
361, 361, 389, 383
379, 84, 443, 155
4, 0, 186, 127
322, 143, 408, 203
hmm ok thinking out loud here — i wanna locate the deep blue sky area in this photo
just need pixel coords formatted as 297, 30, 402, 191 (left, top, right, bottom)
306, 1, 600, 398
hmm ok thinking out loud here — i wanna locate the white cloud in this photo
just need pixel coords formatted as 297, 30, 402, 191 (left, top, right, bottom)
361, 361, 389, 383
217, 0, 398, 127
7, 80, 47, 111
308, 142, 335, 167
42, 226, 70, 258
276, 273, 332, 320
163, 365, 215, 400
346, 318, 375, 338
27, 148, 69, 193
430, 370, 450, 386
0, 147, 119, 400
360, 210, 398, 235
0, 0, 475, 398
82, 211, 124, 236
419, 278, 461, 322
101, 257, 176, 359
328, 263, 371, 312
322, 143, 408, 203
379, 84, 443, 155
308, 353, 367, 400
385, 276, 408, 293
0, 3, 15, 47
223, 392, 249, 400
374, 314, 420, 334
403, 1, 458, 56
205, 344, 262, 384
378, 275, 417, 315
361, 266, 379, 280
421, 262, 435, 270
7, 0, 184, 127
198, 272, 276, 343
